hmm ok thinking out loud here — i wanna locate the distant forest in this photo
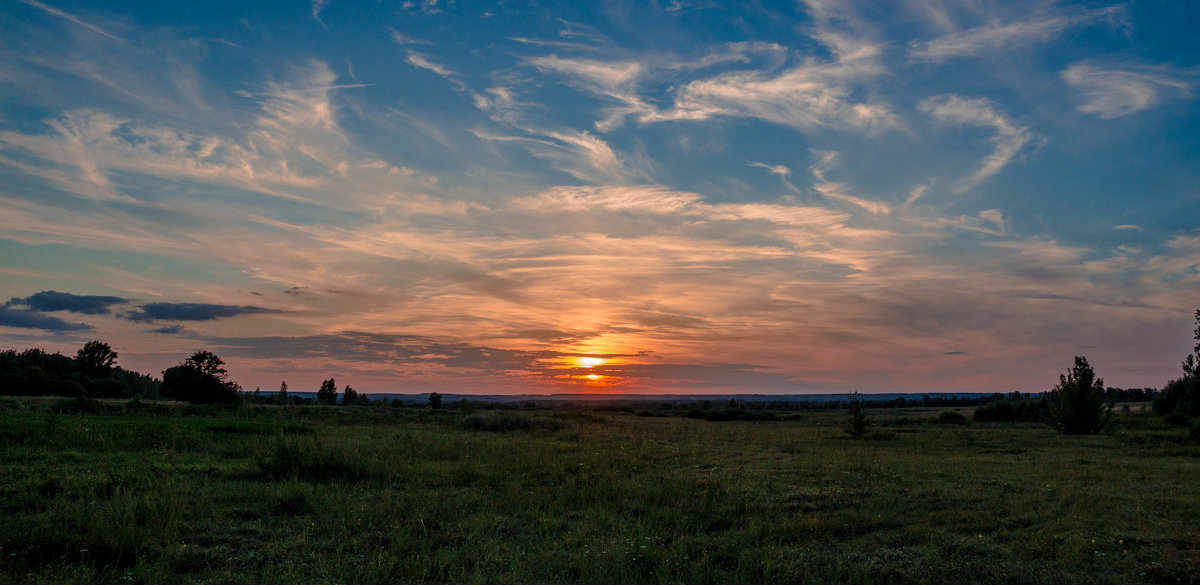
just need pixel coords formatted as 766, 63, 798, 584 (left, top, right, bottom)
2, 334, 1196, 419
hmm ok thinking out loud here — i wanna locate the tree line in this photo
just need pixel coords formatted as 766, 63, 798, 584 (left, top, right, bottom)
1, 308, 1198, 420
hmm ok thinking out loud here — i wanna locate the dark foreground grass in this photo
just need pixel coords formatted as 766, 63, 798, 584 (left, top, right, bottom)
0, 400, 1198, 584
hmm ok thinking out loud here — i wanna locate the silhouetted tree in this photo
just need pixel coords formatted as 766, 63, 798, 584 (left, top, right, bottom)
276, 380, 290, 405
845, 391, 870, 439
1185, 309, 1200, 379
341, 384, 363, 406
1048, 356, 1112, 435
428, 392, 442, 410
1155, 309, 1200, 416
162, 350, 240, 405
74, 341, 118, 378
317, 378, 338, 405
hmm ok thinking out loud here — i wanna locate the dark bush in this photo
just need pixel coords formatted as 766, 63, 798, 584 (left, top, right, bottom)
460, 412, 562, 432
935, 411, 969, 425
973, 398, 1048, 423
974, 400, 1019, 422
1154, 376, 1200, 417
51, 396, 106, 415
257, 436, 373, 481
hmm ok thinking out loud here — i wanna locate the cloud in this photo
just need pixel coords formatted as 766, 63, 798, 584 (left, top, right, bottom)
910, 6, 1125, 62
18, 0, 123, 42
526, 55, 649, 131
1061, 62, 1195, 119
405, 51, 466, 92
919, 94, 1033, 192
749, 161, 800, 193
471, 127, 642, 184
151, 324, 189, 335
815, 182, 891, 215
5, 290, 129, 315
124, 302, 285, 322
0, 307, 92, 331
311, 0, 330, 26
653, 55, 897, 133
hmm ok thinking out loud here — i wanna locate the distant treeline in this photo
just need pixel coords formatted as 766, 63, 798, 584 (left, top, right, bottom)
2, 309, 1198, 423
0, 344, 160, 399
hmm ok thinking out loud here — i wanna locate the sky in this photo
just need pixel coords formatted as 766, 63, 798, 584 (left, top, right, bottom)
0, 0, 1197, 395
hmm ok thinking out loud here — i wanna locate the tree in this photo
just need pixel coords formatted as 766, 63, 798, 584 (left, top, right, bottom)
428, 391, 442, 410
341, 385, 361, 406
74, 341, 118, 378
162, 350, 240, 405
1048, 356, 1112, 435
316, 378, 338, 405
1155, 309, 1200, 416
844, 391, 870, 439
1184, 309, 1200, 379
276, 380, 290, 405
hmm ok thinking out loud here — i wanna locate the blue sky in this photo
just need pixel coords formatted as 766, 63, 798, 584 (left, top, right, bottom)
0, 0, 1197, 394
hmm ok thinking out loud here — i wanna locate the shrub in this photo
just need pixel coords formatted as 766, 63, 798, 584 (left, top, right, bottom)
972, 399, 1048, 423
257, 436, 374, 481
459, 412, 562, 432
51, 396, 106, 415
973, 399, 1019, 422
1048, 356, 1112, 435
1154, 376, 1200, 416
935, 411, 969, 425
845, 392, 869, 439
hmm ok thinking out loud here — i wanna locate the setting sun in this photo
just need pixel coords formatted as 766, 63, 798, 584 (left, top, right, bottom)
575, 357, 607, 368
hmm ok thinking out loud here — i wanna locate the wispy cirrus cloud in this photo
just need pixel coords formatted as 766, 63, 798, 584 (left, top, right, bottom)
1061, 62, 1195, 119
18, 0, 124, 42
909, 5, 1125, 62
919, 94, 1034, 193
404, 51, 467, 92
311, 0, 331, 27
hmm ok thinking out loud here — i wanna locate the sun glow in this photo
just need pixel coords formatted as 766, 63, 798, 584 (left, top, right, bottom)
575, 357, 608, 367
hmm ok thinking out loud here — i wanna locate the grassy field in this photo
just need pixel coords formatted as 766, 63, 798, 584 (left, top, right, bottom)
0, 399, 1197, 584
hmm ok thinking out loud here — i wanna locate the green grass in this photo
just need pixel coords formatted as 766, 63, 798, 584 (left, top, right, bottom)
0, 400, 1198, 584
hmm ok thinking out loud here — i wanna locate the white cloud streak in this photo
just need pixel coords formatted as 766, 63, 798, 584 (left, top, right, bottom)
1061, 62, 1195, 119
910, 5, 1125, 62
19, 0, 123, 42
919, 94, 1033, 193
405, 51, 466, 92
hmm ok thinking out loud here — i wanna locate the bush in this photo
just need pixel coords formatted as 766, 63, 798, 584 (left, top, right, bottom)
459, 412, 562, 432
845, 392, 869, 439
973, 399, 1047, 423
1154, 376, 1200, 417
257, 436, 373, 481
51, 396, 106, 415
935, 411, 969, 425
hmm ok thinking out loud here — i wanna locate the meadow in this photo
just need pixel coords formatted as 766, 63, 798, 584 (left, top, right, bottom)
1, 399, 1197, 584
